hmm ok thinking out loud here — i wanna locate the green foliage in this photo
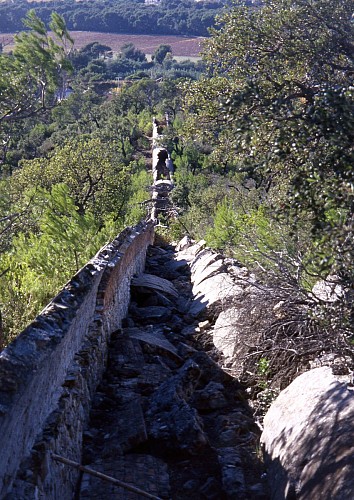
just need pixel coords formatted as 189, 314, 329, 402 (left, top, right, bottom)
0, 184, 110, 342
153, 44, 172, 64
183, 0, 354, 290
206, 199, 278, 258
0, 160, 151, 344
124, 162, 151, 226
0, 0, 224, 37
169, 166, 229, 240
0, 10, 204, 347
12, 137, 130, 223
0, 10, 73, 124
120, 43, 147, 62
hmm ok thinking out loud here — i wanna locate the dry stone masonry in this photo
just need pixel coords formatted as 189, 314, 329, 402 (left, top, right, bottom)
0, 222, 154, 499
1, 115, 354, 498
78, 241, 268, 499
150, 116, 174, 223
1, 224, 354, 499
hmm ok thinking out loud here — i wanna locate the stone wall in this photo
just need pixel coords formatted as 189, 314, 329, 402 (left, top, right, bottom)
0, 221, 154, 499
151, 117, 174, 222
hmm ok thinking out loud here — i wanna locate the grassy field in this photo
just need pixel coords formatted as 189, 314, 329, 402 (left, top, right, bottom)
0, 31, 205, 58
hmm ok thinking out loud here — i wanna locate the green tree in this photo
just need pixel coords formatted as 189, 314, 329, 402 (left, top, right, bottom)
120, 42, 147, 62
120, 78, 160, 114
152, 44, 172, 64
94, 100, 138, 158
12, 137, 131, 225
0, 184, 107, 342
0, 10, 73, 125
183, 0, 354, 282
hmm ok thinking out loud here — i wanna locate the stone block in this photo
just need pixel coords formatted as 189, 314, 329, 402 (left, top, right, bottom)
213, 308, 242, 359
261, 367, 354, 500
189, 274, 244, 318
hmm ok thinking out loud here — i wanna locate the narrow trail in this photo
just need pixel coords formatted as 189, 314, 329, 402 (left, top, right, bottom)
78, 241, 269, 499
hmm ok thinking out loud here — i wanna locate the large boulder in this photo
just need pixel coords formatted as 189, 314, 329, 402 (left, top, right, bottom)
189, 273, 244, 318
261, 366, 354, 499
213, 307, 242, 359
212, 287, 270, 364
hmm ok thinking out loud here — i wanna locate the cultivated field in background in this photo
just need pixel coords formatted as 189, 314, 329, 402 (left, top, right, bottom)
0, 31, 205, 58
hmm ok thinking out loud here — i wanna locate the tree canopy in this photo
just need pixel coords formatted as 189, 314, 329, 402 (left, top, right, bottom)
0, 10, 73, 124
0, 0, 227, 37
183, 0, 354, 281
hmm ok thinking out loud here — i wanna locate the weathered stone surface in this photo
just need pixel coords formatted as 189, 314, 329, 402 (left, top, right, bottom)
175, 235, 193, 252
80, 454, 170, 500
213, 308, 240, 359
218, 448, 246, 499
102, 399, 147, 452
193, 258, 226, 287
142, 290, 174, 308
261, 367, 354, 500
131, 273, 178, 298
163, 258, 190, 280
130, 305, 172, 323
191, 351, 234, 385
1, 222, 154, 499
193, 382, 228, 410
176, 239, 206, 263
146, 360, 208, 454
190, 249, 220, 275
124, 327, 180, 358
3, 229, 269, 500
312, 275, 345, 302
190, 274, 244, 317
148, 399, 208, 455
199, 477, 220, 499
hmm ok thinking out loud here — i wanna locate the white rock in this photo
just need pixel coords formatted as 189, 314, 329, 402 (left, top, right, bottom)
312, 275, 345, 302
213, 308, 242, 358
189, 274, 244, 317
261, 367, 354, 499
175, 235, 193, 252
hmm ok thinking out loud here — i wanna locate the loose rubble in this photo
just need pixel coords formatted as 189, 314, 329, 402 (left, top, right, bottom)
79, 241, 269, 499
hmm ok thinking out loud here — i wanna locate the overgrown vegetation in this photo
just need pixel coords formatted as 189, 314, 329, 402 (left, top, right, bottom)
0, 11, 185, 345
168, 0, 354, 392
1, 0, 353, 404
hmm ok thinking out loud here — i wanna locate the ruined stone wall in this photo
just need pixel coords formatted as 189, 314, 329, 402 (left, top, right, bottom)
151, 117, 174, 222
0, 221, 154, 499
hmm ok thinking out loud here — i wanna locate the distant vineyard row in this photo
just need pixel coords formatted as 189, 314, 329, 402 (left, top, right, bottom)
1, 31, 204, 58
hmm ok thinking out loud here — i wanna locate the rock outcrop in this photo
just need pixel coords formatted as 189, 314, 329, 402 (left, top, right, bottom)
261, 366, 354, 499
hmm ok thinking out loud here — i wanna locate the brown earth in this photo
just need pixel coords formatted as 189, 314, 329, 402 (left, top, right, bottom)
0, 31, 205, 57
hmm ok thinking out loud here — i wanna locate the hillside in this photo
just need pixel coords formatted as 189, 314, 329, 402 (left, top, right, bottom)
0, 0, 224, 37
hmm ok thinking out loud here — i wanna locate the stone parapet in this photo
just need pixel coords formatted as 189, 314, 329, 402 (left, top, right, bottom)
0, 221, 154, 499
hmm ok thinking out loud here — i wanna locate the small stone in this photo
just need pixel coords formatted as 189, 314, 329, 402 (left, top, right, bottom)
248, 483, 269, 498
183, 479, 198, 492
200, 477, 220, 499
181, 325, 196, 337
219, 428, 240, 446
198, 320, 210, 331
193, 382, 228, 410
